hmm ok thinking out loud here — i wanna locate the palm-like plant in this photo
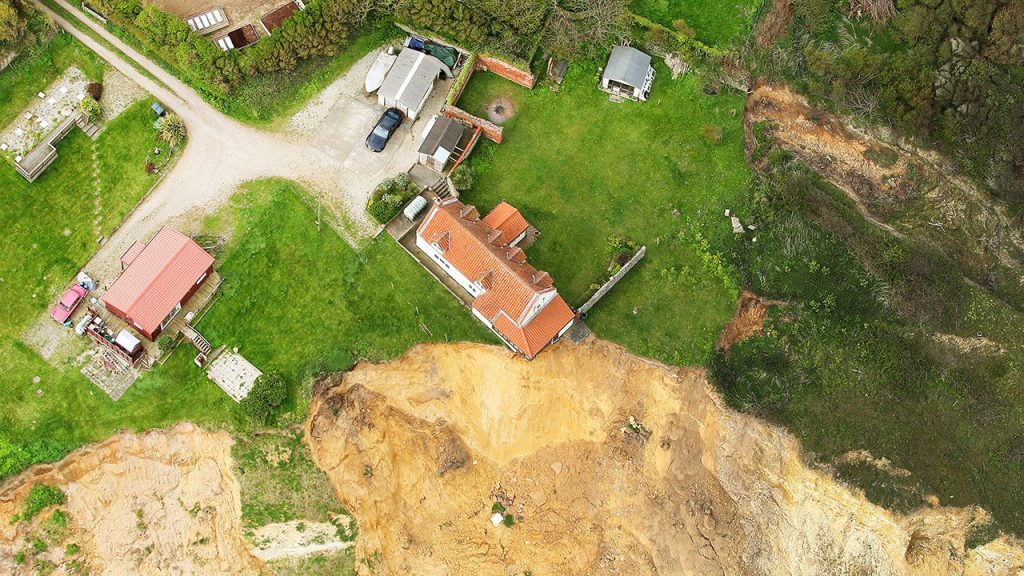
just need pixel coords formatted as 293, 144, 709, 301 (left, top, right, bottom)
157, 113, 186, 151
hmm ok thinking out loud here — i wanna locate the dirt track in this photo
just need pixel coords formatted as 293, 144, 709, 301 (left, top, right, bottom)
305, 338, 1024, 576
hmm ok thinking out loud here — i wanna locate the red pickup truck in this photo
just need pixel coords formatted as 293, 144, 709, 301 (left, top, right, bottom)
50, 285, 88, 324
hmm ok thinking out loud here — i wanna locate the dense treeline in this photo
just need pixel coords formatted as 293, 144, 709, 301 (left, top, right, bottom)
395, 0, 550, 61
755, 0, 1024, 208
85, 0, 387, 92
0, 0, 51, 52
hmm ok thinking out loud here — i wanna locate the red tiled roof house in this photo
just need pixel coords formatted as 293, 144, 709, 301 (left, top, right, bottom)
102, 227, 215, 340
416, 198, 574, 359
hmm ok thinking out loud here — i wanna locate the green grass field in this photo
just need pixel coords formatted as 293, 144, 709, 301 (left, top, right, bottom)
457, 64, 751, 365
0, 171, 492, 479
630, 0, 764, 46
0, 88, 170, 473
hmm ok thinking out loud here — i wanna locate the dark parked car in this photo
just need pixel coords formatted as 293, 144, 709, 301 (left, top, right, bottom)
366, 107, 403, 152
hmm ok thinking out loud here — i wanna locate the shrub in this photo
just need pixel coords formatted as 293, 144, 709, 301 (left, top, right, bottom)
31, 536, 46, 552
65, 543, 80, 555
78, 97, 101, 123
366, 173, 419, 224
672, 18, 694, 37
156, 335, 175, 353
86, 82, 103, 101
450, 164, 476, 191
240, 372, 288, 425
21, 484, 65, 522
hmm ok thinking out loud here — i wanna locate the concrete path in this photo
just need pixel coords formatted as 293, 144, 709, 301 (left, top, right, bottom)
32, 0, 434, 285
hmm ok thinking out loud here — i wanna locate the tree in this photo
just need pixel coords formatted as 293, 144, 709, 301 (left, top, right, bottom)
544, 0, 629, 60
240, 372, 288, 425
156, 113, 186, 150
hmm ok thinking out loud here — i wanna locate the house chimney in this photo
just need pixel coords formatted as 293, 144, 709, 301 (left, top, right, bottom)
488, 229, 504, 244
459, 204, 479, 220
531, 271, 551, 286
505, 247, 525, 262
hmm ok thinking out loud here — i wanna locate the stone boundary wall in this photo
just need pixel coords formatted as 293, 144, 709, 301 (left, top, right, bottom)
578, 246, 647, 315
442, 104, 502, 144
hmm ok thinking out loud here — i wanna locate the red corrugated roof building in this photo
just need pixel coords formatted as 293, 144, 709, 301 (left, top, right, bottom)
102, 227, 214, 340
416, 198, 574, 359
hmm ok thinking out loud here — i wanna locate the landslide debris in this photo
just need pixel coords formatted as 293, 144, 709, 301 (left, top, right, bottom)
306, 339, 1024, 576
0, 423, 265, 576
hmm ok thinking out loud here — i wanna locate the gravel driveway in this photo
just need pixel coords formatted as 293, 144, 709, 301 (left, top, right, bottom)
34, 0, 443, 287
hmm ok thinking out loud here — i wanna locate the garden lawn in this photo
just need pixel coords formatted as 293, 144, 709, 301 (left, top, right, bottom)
458, 65, 751, 365
0, 33, 107, 129
1, 175, 493, 478
0, 96, 170, 473
630, 0, 764, 46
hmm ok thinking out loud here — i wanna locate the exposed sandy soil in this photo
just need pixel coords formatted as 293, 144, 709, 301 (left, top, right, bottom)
0, 423, 265, 575
305, 338, 1024, 576
716, 289, 784, 352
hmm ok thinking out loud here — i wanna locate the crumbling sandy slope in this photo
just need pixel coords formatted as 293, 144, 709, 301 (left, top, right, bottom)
306, 339, 1024, 576
0, 423, 265, 576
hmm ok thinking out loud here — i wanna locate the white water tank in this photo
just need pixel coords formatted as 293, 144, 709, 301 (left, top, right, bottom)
404, 196, 428, 221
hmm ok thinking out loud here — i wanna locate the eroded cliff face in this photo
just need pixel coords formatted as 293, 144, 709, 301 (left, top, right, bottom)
0, 423, 265, 576
305, 339, 1024, 576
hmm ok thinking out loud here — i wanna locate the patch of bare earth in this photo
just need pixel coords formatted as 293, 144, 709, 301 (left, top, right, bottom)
716, 289, 784, 352
0, 423, 265, 575
305, 339, 1024, 576
753, 0, 793, 48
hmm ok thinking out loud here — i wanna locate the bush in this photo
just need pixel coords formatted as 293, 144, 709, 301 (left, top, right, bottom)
450, 164, 476, 191
78, 97, 101, 123
86, 82, 103, 101
21, 484, 65, 522
366, 173, 419, 224
240, 372, 288, 425
156, 335, 175, 353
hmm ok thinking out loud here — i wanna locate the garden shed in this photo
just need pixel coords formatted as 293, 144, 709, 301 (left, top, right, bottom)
601, 46, 655, 101
378, 47, 452, 120
417, 115, 468, 172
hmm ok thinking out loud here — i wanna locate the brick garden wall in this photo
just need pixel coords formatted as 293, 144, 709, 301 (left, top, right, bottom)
443, 105, 503, 144
475, 55, 537, 89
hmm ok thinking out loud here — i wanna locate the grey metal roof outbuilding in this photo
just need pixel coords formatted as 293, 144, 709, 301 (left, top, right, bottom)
603, 46, 652, 89
378, 47, 453, 120
418, 116, 465, 156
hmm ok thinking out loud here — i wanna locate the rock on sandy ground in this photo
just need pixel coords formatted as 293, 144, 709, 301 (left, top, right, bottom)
0, 423, 265, 575
305, 338, 1024, 576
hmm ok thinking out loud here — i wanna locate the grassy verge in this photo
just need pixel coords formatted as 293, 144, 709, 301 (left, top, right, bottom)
224, 24, 401, 128
232, 430, 347, 528
458, 64, 751, 365
0, 33, 106, 128
629, 0, 764, 46
268, 549, 356, 576
39, 0, 163, 87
